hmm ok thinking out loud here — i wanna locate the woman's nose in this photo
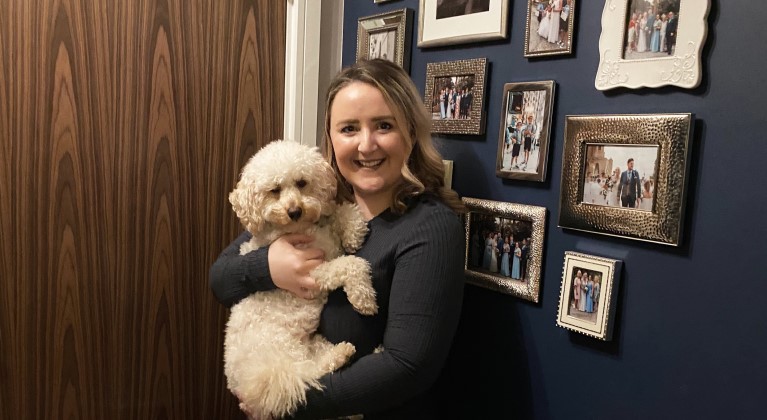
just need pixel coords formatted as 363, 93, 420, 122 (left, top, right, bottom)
357, 129, 378, 152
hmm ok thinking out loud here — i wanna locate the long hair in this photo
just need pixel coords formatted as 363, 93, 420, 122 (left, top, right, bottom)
321, 59, 465, 215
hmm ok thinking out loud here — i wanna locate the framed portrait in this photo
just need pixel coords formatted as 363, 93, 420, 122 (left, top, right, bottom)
524, 0, 576, 57
356, 8, 413, 72
595, 0, 711, 90
556, 252, 622, 341
495, 80, 556, 182
463, 197, 547, 303
424, 58, 488, 135
558, 113, 693, 246
417, 0, 509, 48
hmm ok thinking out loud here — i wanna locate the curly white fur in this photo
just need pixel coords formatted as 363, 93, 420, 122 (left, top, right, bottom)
224, 140, 376, 419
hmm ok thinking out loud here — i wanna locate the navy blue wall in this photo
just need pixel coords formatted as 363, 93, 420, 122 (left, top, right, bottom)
342, 1, 765, 418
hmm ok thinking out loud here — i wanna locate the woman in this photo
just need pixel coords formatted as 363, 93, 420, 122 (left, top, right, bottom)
651, 14, 662, 52
637, 12, 648, 53
511, 241, 522, 280
489, 233, 499, 273
500, 237, 511, 277
585, 275, 595, 313
547, 0, 562, 45
537, 3, 551, 40
210, 59, 466, 419
483, 232, 494, 270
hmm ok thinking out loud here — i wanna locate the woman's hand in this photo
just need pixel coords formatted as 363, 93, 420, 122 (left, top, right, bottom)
268, 233, 325, 299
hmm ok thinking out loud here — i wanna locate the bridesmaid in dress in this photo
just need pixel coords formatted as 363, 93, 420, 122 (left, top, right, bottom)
650, 14, 661, 52
511, 242, 522, 279
500, 238, 511, 277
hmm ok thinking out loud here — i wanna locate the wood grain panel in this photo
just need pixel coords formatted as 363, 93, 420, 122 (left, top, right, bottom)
0, 0, 285, 418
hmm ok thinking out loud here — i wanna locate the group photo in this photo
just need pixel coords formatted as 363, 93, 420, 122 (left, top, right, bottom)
623, 0, 681, 59
467, 212, 534, 281
526, 0, 574, 55
581, 144, 658, 212
566, 266, 603, 324
430, 75, 476, 120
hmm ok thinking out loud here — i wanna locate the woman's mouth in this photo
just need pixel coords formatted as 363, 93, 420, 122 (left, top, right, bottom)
355, 159, 384, 169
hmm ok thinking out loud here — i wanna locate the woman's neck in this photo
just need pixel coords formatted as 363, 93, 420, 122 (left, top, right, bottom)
354, 192, 393, 221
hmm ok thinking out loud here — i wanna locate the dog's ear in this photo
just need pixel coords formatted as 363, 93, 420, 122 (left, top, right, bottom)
229, 183, 265, 233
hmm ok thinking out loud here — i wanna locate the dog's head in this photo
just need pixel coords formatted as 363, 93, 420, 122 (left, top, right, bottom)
229, 140, 337, 235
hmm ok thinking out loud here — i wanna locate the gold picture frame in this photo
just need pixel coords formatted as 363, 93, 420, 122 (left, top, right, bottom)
356, 8, 413, 72
463, 197, 546, 303
556, 251, 622, 341
558, 113, 693, 246
424, 58, 488, 135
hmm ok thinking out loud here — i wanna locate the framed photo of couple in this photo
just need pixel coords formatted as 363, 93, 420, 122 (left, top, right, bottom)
556, 252, 622, 341
495, 80, 555, 182
558, 113, 693, 246
595, 0, 711, 90
462, 197, 546, 303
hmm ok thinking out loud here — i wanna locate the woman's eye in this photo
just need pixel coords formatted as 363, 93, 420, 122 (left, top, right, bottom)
340, 125, 356, 134
296, 179, 307, 188
379, 121, 393, 130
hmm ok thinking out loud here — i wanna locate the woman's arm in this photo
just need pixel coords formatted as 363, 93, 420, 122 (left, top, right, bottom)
209, 232, 325, 307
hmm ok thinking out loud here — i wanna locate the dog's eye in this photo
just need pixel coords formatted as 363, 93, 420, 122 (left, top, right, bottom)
270, 186, 281, 194
296, 179, 307, 189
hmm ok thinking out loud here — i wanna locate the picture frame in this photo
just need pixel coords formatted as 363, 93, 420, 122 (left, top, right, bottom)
495, 80, 556, 182
463, 197, 547, 303
374, 0, 398, 3
424, 58, 488, 135
417, 0, 509, 48
524, 0, 576, 57
356, 8, 413, 72
556, 251, 622, 341
595, 0, 711, 90
558, 113, 693, 246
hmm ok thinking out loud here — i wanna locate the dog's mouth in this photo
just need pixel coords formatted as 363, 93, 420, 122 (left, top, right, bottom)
354, 158, 384, 169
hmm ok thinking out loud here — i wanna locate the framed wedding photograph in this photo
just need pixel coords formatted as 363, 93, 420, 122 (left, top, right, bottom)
417, 0, 509, 48
356, 8, 413, 72
558, 113, 693, 246
495, 80, 556, 182
556, 252, 622, 341
595, 0, 711, 90
424, 58, 488, 135
463, 197, 547, 303
524, 0, 576, 57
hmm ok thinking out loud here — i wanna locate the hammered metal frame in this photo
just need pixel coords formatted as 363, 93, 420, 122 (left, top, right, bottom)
356, 8, 413, 72
462, 197, 546, 303
556, 251, 622, 341
424, 58, 488, 135
558, 114, 693, 246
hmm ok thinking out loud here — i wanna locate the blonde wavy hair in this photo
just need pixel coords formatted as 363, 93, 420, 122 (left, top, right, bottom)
321, 59, 465, 215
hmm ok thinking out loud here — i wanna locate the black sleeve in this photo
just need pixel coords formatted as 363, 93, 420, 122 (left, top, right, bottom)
209, 230, 277, 308
292, 208, 466, 418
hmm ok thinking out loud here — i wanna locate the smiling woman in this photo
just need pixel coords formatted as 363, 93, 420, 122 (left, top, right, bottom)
211, 59, 469, 419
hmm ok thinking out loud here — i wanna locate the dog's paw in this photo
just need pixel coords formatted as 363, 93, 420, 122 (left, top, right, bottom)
323, 342, 356, 372
334, 203, 369, 253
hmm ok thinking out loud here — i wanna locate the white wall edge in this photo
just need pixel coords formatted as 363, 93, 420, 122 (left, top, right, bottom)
284, 0, 344, 147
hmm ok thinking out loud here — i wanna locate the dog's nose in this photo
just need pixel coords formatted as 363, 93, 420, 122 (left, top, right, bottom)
288, 207, 302, 221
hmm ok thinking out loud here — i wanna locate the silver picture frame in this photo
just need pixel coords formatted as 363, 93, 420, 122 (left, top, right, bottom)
463, 197, 546, 303
356, 8, 413, 72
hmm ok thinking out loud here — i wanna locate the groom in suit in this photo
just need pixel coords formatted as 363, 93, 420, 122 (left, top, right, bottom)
617, 158, 641, 208
665, 11, 678, 55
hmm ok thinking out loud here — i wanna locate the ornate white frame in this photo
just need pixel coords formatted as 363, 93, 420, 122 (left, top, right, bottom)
595, 0, 710, 90
417, 0, 509, 48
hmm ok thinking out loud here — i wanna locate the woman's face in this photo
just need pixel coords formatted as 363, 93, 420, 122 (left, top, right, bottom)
330, 81, 408, 205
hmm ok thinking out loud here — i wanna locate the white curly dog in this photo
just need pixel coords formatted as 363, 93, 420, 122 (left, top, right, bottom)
224, 140, 377, 419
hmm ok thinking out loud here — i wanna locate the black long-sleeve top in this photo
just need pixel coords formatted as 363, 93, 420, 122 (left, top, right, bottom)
209, 194, 466, 419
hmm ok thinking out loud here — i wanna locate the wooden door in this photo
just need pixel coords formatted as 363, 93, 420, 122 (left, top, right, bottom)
0, 0, 285, 418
